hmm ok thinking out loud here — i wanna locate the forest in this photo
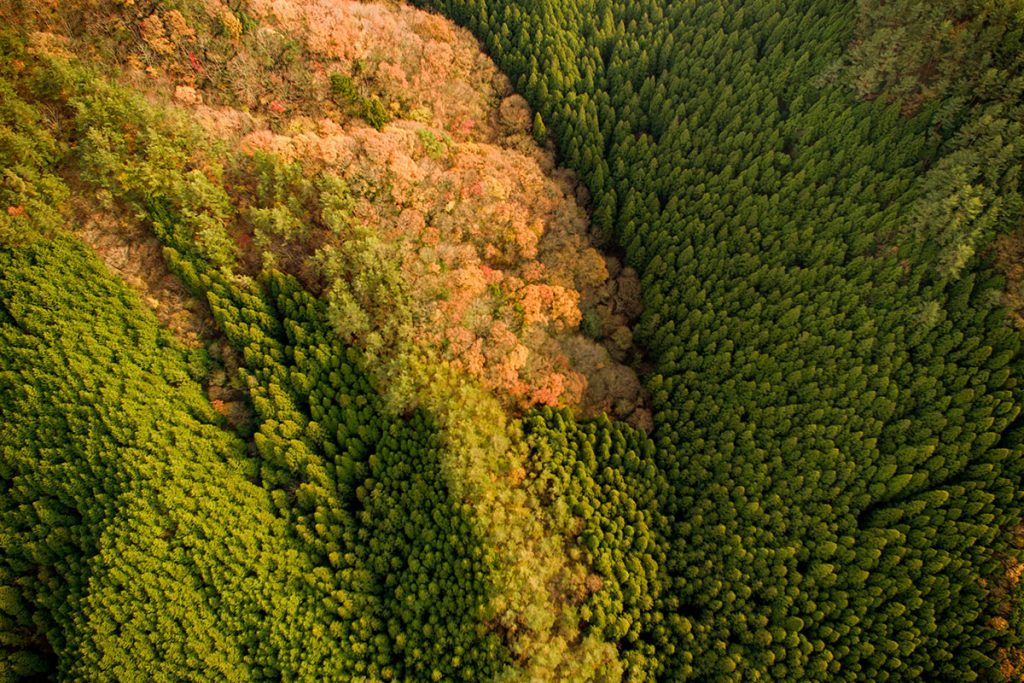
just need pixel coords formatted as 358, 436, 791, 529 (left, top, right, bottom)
2, 0, 1024, 680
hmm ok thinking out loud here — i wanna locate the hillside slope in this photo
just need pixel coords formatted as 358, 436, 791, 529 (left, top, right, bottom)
0, 0, 666, 680
4, 0, 1024, 680
417, 0, 1024, 678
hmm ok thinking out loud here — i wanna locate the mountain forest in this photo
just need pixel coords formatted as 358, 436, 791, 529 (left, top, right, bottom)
2, 0, 1024, 680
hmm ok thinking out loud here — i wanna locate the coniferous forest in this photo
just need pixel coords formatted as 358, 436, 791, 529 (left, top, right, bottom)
2, 0, 1024, 680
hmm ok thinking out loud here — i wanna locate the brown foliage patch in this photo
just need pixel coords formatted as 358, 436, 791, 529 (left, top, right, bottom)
195, 0, 647, 420
987, 521, 1024, 682
70, 195, 250, 427
71, 198, 214, 347
995, 233, 1024, 330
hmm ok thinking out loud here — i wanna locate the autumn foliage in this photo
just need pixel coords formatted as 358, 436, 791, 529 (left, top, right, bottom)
177, 0, 646, 418
9, 0, 645, 419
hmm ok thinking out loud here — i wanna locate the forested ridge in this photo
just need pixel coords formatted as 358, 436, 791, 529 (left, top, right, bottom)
0, 4, 658, 679
2, 0, 1024, 680
0, 46, 508, 679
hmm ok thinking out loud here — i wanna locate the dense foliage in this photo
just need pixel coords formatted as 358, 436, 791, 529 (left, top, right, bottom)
416, 0, 1024, 678
4, 0, 1024, 680
0, 234, 510, 681
1, 18, 669, 679
0, 32, 509, 681
519, 408, 670, 680
841, 0, 1024, 279
1, 234, 317, 679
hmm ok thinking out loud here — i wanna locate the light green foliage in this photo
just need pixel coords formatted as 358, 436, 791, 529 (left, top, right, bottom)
235, 151, 354, 248
0, 237, 334, 680
330, 72, 392, 130
0, 39, 69, 246
330, 72, 360, 103
318, 173, 357, 233
362, 95, 391, 131
532, 112, 547, 145
0, 32, 510, 681
250, 204, 306, 244
320, 226, 414, 349
416, 128, 450, 160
